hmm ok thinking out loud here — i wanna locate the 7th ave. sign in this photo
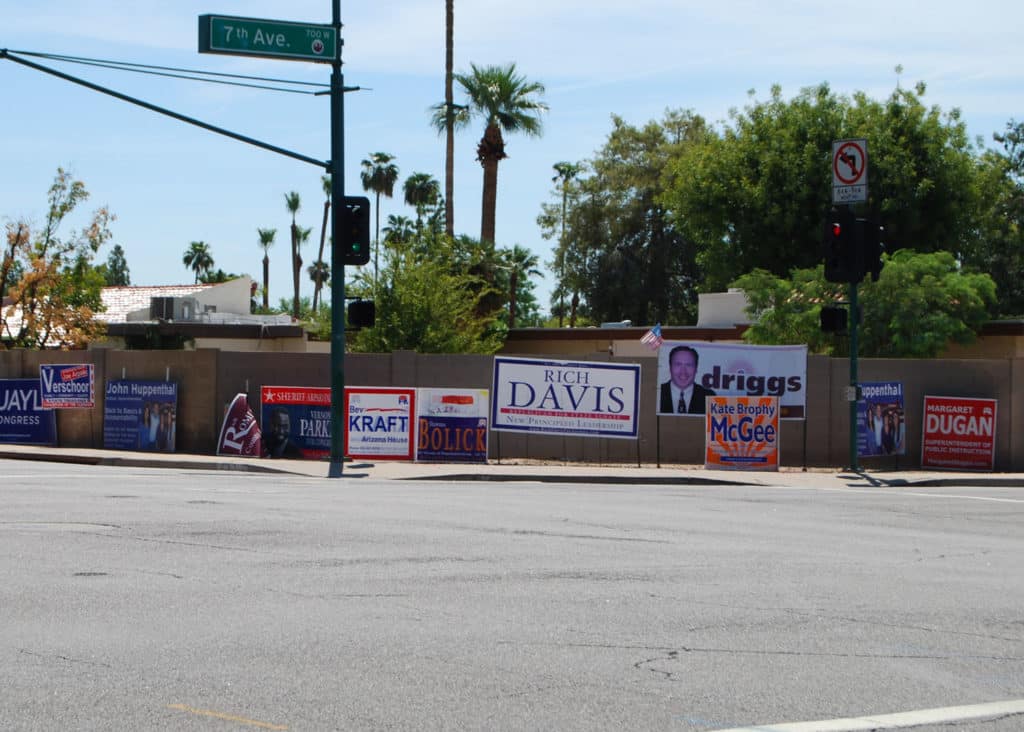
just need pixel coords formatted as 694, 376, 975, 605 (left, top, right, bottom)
198, 14, 337, 62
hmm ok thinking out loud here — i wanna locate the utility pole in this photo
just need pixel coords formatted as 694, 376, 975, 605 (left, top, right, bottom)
328, 0, 346, 477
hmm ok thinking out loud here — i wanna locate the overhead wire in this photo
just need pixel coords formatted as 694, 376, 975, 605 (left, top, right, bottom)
7, 49, 329, 95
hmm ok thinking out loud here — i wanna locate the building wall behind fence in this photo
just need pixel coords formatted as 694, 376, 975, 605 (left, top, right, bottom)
2, 349, 1021, 470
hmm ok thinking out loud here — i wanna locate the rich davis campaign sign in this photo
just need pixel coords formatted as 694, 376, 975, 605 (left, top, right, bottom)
345, 387, 416, 460
491, 357, 640, 439
39, 363, 95, 409
0, 378, 56, 445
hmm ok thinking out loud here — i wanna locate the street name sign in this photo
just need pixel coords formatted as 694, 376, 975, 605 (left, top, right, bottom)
832, 138, 868, 204
198, 15, 337, 63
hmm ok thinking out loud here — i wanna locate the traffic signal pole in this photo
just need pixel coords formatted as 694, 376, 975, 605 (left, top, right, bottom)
328, 0, 346, 478
848, 277, 860, 472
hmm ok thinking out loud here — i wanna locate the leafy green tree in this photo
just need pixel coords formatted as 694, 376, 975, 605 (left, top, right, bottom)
449, 63, 547, 244
257, 227, 276, 311
499, 244, 542, 329
663, 82, 983, 293
284, 191, 302, 319
360, 153, 400, 286
1, 169, 111, 348
103, 243, 131, 286
348, 238, 503, 354
182, 241, 214, 283
539, 110, 705, 326
734, 249, 997, 357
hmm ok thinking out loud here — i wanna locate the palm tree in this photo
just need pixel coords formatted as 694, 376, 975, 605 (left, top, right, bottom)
382, 215, 415, 246
504, 244, 541, 329
360, 153, 400, 289
313, 176, 331, 312
257, 227, 276, 311
182, 241, 214, 283
284, 191, 302, 319
308, 259, 330, 311
451, 63, 546, 244
402, 173, 441, 233
552, 161, 581, 327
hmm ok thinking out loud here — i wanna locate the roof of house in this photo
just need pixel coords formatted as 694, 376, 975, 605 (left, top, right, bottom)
98, 284, 215, 323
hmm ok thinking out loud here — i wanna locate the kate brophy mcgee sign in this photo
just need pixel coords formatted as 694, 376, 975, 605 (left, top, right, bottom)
490, 356, 640, 439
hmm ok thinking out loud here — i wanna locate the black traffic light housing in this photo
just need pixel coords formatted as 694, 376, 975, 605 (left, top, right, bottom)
822, 207, 858, 283
347, 299, 375, 329
863, 222, 885, 281
820, 305, 848, 333
340, 196, 371, 266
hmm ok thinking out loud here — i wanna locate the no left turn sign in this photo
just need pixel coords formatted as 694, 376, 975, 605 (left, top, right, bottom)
832, 138, 867, 203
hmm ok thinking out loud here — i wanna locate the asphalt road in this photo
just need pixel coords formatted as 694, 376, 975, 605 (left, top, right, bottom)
2, 460, 1023, 731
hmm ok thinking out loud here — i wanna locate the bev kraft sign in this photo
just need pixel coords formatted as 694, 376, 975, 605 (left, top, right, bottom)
0, 378, 56, 445
39, 363, 95, 409
491, 357, 640, 439
705, 396, 780, 471
416, 388, 489, 463
921, 395, 997, 471
344, 387, 416, 460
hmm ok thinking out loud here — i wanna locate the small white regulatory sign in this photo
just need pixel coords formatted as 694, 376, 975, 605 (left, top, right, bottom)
832, 138, 868, 204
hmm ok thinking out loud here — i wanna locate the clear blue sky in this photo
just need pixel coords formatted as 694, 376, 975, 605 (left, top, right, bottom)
3, 1, 1021, 317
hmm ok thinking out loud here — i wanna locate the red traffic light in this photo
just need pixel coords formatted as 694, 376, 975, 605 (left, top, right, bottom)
831, 222, 842, 238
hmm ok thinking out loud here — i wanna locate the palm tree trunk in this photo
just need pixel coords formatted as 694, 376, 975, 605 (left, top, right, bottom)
479, 125, 503, 244
314, 199, 330, 311
444, 0, 455, 237
262, 254, 270, 311
291, 223, 300, 319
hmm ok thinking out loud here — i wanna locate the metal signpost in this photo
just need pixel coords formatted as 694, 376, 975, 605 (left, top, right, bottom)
200, 4, 349, 477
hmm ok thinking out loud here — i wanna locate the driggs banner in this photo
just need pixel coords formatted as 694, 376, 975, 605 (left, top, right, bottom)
103, 380, 178, 452
705, 396, 780, 471
0, 378, 56, 445
217, 393, 263, 457
345, 387, 416, 460
416, 388, 489, 463
260, 385, 331, 460
921, 396, 997, 471
491, 357, 640, 439
858, 381, 906, 457
39, 363, 95, 409
656, 343, 807, 419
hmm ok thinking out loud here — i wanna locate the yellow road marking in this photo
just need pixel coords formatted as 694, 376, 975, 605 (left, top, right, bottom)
166, 703, 287, 730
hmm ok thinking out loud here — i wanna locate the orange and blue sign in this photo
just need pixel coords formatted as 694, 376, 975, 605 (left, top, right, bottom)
705, 396, 780, 471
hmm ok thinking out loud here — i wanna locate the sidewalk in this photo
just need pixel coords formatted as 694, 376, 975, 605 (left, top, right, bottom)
2, 444, 1022, 488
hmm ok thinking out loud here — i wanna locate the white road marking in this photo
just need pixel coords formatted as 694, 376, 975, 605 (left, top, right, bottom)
713, 698, 1024, 731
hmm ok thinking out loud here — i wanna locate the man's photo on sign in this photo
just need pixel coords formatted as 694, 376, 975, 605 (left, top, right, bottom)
658, 344, 716, 416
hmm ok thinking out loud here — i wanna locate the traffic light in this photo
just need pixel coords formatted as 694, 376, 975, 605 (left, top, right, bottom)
820, 305, 847, 333
347, 299, 375, 329
340, 196, 371, 266
863, 222, 885, 281
822, 207, 857, 283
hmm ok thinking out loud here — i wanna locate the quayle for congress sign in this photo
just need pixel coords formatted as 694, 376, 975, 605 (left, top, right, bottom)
0, 378, 56, 445
490, 357, 640, 439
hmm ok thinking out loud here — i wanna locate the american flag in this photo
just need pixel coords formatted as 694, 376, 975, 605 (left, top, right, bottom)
640, 323, 663, 351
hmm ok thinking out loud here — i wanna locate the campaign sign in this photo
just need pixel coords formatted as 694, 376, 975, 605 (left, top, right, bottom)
705, 396, 779, 471
217, 393, 263, 457
656, 343, 807, 419
416, 388, 489, 463
345, 387, 416, 460
260, 385, 331, 460
858, 381, 905, 457
103, 380, 178, 452
491, 357, 640, 439
0, 378, 56, 445
921, 396, 997, 471
39, 363, 95, 409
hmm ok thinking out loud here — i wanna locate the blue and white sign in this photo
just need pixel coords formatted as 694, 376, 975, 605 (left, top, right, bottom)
0, 378, 57, 445
491, 357, 640, 439
103, 380, 178, 452
39, 363, 95, 409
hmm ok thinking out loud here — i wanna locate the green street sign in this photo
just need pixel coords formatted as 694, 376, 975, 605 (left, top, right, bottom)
198, 15, 337, 63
